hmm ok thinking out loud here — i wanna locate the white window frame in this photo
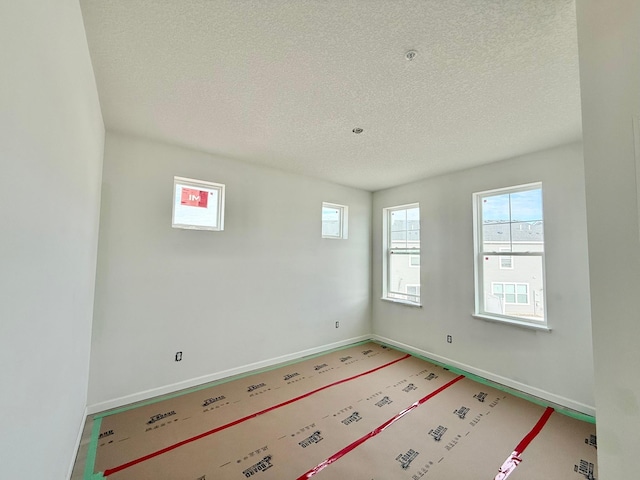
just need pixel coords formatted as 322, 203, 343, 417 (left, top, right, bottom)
322, 202, 348, 239
172, 176, 225, 231
382, 203, 421, 306
472, 183, 548, 330
409, 255, 420, 267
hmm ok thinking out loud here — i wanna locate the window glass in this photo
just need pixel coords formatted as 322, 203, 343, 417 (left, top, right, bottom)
384, 204, 420, 305
172, 177, 225, 231
322, 202, 348, 239
475, 184, 545, 325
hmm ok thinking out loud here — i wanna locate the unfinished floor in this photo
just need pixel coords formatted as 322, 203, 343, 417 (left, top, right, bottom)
73, 342, 597, 480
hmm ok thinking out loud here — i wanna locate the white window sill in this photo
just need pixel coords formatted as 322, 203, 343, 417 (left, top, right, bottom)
381, 297, 422, 308
472, 314, 551, 332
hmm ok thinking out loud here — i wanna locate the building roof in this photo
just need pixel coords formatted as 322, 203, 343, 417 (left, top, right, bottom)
483, 221, 544, 242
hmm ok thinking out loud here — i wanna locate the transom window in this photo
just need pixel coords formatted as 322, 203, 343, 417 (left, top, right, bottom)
322, 202, 348, 239
172, 176, 225, 231
383, 204, 420, 305
473, 184, 546, 326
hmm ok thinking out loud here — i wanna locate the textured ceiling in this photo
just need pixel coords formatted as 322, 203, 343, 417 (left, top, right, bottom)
80, 0, 582, 191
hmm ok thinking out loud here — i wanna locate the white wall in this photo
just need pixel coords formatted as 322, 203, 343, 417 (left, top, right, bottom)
88, 132, 371, 408
0, 1, 104, 479
576, 1, 640, 477
372, 142, 595, 414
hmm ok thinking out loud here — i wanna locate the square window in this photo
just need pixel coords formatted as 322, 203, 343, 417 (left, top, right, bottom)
172, 176, 225, 231
322, 202, 348, 239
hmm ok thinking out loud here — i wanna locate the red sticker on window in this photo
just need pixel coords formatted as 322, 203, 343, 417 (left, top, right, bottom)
181, 188, 208, 208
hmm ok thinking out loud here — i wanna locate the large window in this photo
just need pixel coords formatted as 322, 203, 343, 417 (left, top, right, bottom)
473, 184, 546, 326
383, 204, 420, 305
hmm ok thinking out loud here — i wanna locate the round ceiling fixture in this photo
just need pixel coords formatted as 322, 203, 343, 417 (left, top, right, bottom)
405, 50, 417, 61
352, 127, 364, 134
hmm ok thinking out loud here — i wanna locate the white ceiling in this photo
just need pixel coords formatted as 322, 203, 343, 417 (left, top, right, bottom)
80, 0, 582, 192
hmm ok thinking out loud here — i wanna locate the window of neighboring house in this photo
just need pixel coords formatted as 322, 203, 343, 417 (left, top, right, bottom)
499, 247, 513, 269
473, 183, 546, 327
491, 282, 529, 304
383, 203, 420, 305
322, 202, 348, 239
406, 284, 421, 302
172, 176, 225, 231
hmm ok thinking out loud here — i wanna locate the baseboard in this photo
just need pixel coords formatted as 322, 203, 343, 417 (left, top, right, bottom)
371, 334, 596, 417
86, 333, 596, 418
67, 405, 88, 479
87, 335, 371, 415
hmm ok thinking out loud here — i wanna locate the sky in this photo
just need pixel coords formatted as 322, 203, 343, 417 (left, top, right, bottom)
482, 188, 543, 223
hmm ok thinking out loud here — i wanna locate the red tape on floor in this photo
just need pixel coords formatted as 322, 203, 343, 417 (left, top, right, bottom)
103, 353, 411, 477
494, 406, 555, 479
296, 374, 465, 479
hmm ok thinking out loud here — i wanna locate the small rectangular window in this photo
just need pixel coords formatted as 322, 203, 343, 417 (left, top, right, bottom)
172, 176, 225, 231
499, 247, 513, 269
473, 183, 546, 326
383, 203, 420, 305
322, 202, 348, 239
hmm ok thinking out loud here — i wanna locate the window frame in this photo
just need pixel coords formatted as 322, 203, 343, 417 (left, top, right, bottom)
472, 183, 548, 329
382, 203, 421, 306
321, 202, 348, 239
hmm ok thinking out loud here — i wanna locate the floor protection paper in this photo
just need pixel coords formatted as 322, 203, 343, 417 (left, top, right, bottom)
88, 342, 597, 480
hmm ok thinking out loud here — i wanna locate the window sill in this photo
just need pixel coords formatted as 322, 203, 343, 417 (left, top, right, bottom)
381, 297, 422, 308
472, 314, 551, 332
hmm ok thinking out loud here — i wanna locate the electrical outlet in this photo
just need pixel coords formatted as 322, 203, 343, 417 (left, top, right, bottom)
446, 335, 452, 344
335, 321, 340, 328
175, 351, 182, 362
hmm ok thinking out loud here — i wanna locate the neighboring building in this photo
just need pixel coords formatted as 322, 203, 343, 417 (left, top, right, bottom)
482, 221, 544, 319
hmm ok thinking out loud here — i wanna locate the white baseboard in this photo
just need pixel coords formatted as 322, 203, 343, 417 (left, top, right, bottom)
67, 405, 88, 479
87, 335, 371, 415
86, 333, 596, 418
372, 334, 596, 417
